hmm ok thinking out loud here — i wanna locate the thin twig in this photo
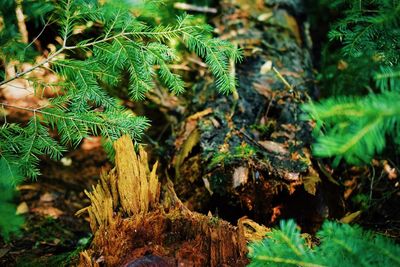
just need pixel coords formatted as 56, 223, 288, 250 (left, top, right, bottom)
369, 163, 376, 204
0, 48, 64, 87
24, 14, 55, 52
272, 66, 293, 91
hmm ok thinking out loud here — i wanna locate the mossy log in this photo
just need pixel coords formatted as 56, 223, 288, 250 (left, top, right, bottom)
170, 0, 344, 231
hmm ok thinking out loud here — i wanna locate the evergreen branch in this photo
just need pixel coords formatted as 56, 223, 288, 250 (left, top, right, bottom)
249, 220, 400, 267
180, 29, 237, 93
372, 239, 400, 265
0, 22, 208, 88
374, 66, 400, 91
275, 224, 304, 257
0, 103, 146, 140
0, 157, 24, 240
53, 60, 118, 81
0, 0, 237, 185
64, 24, 203, 50
335, 117, 381, 155
22, 116, 39, 162
251, 256, 326, 267
304, 0, 400, 164
61, 0, 73, 47
303, 91, 400, 164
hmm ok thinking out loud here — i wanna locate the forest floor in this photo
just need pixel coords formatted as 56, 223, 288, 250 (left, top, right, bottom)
0, 125, 399, 266
0, 142, 109, 266
1, 1, 400, 266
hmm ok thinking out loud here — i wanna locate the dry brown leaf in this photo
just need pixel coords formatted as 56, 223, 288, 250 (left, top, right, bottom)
16, 202, 29, 215
302, 166, 321, 195
340, 211, 362, 224
271, 131, 295, 140
282, 11, 302, 45
270, 205, 282, 223
32, 206, 63, 218
283, 172, 299, 181
203, 177, 213, 195
383, 160, 397, 180
175, 108, 212, 148
279, 69, 301, 78
17, 184, 39, 191
187, 108, 213, 121
1, 79, 33, 100
81, 136, 102, 151
260, 60, 272, 74
257, 12, 273, 21
281, 124, 300, 132
258, 140, 289, 155
238, 217, 269, 243
233, 166, 249, 188
253, 83, 273, 99
344, 177, 358, 199
174, 129, 200, 179
39, 192, 55, 203
290, 151, 301, 161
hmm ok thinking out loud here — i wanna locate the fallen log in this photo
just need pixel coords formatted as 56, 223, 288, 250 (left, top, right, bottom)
170, 0, 344, 232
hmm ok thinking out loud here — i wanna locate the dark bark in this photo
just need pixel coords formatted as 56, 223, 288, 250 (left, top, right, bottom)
170, 0, 344, 232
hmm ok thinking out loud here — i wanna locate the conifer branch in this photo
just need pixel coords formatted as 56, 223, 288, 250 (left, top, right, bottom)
249, 220, 400, 267
0, 0, 240, 184
0, 103, 148, 141
303, 0, 400, 164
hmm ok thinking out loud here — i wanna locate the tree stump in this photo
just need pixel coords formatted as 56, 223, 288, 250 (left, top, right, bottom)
78, 136, 268, 266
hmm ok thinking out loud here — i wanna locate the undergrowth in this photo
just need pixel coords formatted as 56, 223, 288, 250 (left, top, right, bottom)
303, 0, 400, 165
0, 0, 240, 239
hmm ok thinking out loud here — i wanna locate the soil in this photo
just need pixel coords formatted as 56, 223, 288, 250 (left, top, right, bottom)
0, 144, 110, 266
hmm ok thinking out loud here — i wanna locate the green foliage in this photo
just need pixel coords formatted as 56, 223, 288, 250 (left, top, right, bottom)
209, 144, 256, 169
248, 219, 400, 267
303, 91, 400, 165
326, 0, 399, 61
0, 157, 24, 240
0, 0, 240, 239
304, 0, 400, 164
0, 0, 240, 177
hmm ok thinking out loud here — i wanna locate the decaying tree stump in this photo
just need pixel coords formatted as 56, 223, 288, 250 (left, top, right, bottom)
170, 0, 344, 231
77, 136, 268, 266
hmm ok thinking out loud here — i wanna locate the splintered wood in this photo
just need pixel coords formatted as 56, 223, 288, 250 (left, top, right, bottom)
78, 135, 268, 267
113, 135, 159, 216
77, 135, 160, 233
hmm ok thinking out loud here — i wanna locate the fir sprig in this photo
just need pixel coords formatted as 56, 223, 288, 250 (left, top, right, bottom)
303, 92, 400, 165
327, 0, 400, 62
248, 220, 400, 267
